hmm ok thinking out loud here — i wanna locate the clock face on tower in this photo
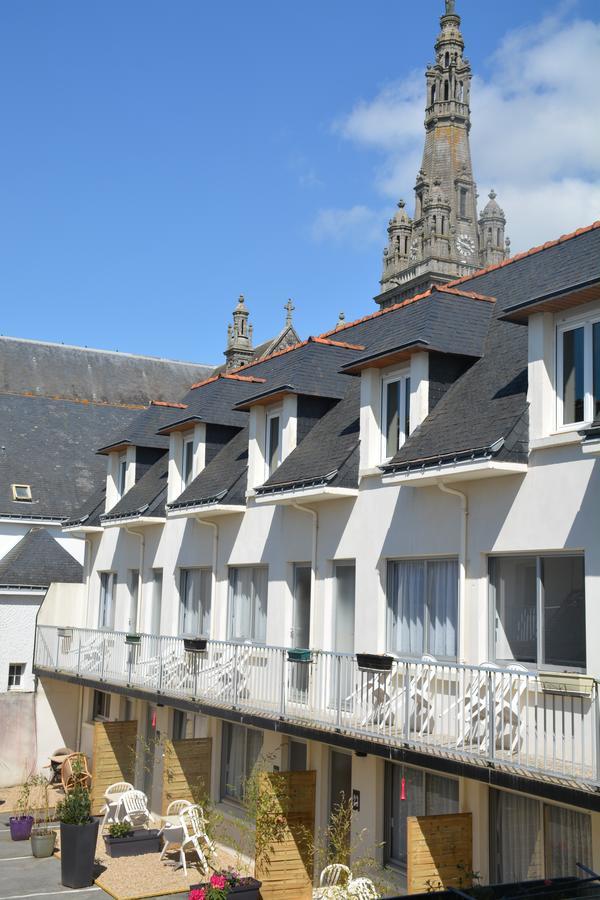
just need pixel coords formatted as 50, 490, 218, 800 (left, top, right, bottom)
456, 234, 475, 258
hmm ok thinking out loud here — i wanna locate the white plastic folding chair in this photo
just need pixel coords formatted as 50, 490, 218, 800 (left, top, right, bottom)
372, 655, 437, 736
495, 663, 528, 754
319, 864, 352, 887
100, 781, 135, 831
158, 799, 192, 861
347, 876, 379, 898
177, 804, 213, 876
121, 789, 156, 828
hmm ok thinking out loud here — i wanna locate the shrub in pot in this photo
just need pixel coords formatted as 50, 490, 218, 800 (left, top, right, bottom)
9, 778, 34, 841
103, 821, 161, 858
189, 870, 262, 900
55, 771, 98, 888
30, 775, 57, 858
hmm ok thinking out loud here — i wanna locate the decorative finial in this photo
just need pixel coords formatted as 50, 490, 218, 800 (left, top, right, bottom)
489, 189, 497, 200
398, 199, 406, 209
236, 293, 247, 309
444, 0, 456, 14
284, 298, 295, 326
336, 311, 346, 330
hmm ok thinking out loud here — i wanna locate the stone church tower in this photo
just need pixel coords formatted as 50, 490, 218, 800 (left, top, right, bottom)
222, 295, 301, 372
377, 0, 509, 307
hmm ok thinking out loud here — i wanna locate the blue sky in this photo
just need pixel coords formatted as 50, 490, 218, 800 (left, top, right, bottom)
0, 0, 598, 366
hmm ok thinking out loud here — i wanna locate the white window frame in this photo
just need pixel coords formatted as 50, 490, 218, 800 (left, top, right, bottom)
92, 689, 111, 722
556, 310, 600, 430
117, 452, 128, 497
11, 484, 32, 502
182, 433, 195, 487
99, 571, 116, 631
265, 406, 282, 477
7, 662, 26, 690
227, 565, 268, 644
178, 567, 212, 638
381, 370, 411, 462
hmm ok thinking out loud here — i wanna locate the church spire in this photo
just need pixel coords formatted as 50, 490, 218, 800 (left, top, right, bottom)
377, 2, 509, 306
224, 294, 254, 370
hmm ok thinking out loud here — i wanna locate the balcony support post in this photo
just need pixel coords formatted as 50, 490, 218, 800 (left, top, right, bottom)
487, 668, 496, 763
77, 630, 82, 676
280, 651, 287, 718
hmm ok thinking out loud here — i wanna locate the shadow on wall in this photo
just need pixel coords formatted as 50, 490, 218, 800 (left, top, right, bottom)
0, 691, 36, 788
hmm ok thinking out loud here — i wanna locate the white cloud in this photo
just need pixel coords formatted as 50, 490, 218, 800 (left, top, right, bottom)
314, 6, 600, 252
311, 205, 387, 247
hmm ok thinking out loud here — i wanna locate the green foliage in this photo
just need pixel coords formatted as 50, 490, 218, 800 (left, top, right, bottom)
30, 774, 55, 836
56, 762, 92, 828
15, 776, 33, 818
108, 822, 133, 838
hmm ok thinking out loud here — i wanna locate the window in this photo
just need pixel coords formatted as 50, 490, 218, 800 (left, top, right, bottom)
117, 453, 127, 496
382, 373, 411, 460
387, 558, 458, 659
385, 764, 458, 869
228, 566, 268, 643
150, 569, 163, 635
288, 740, 308, 771
490, 790, 591, 883
7, 663, 25, 690
11, 484, 32, 502
128, 570, 139, 633
490, 554, 586, 669
266, 410, 281, 476
459, 187, 467, 218
172, 709, 188, 740
557, 318, 600, 426
179, 568, 211, 637
182, 435, 194, 487
99, 572, 116, 630
92, 689, 111, 721
220, 722, 263, 802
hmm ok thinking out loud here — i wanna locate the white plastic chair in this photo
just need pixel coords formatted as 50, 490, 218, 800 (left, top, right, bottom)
319, 864, 352, 887
456, 663, 528, 754
165, 799, 192, 817
348, 876, 379, 898
121, 789, 156, 828
177, 805, 214, 876
370, 655, 437, 736
158, 799, 193, 862
100, 781, 135, 830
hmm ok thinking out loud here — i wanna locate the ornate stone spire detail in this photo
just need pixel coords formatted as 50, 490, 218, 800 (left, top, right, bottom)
224, 294, 255, 370
284, 298, 295, 327
377, 2, 509, 306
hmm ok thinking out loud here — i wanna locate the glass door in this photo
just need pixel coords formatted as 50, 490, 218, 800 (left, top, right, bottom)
329, 750, 352, 862
332, 563, 355, 707
290, 565, 311, 701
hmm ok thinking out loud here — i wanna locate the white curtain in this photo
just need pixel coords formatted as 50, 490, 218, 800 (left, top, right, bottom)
427, 560, 458, 658
180, 569, 211, 636
222, 723, 246, 801
490, 790, 543, 883
229, 567, 268, 642
545, 805, 591, 878
388, 560, 425, 655
252, 567, 268, 643
425, 772, 459, 815
99, 573, 115, 630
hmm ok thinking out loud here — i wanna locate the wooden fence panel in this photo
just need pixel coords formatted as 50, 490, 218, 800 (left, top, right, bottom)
91, 720, 137, 815
161, 738, 212, 815
255, 770, 316, 900
407, 812, 473, 894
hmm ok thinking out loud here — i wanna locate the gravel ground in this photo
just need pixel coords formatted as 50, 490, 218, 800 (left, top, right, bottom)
0, 782, 64, 818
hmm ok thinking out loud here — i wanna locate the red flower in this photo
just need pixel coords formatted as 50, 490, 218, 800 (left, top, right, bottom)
209, 875, 227, 890
188, 891, 206, 900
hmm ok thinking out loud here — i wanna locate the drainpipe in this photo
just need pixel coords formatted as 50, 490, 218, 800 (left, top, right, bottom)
438, 482, 468, 661
124, 526, 145, 632
291, 503, 318, 647
195, 518, 218, 636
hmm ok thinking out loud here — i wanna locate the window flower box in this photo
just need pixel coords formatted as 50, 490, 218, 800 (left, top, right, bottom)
57, 627, 73, 639
103, 828, 161, 858
287, 648, 312, 664
184, 637, 208, 653
356, 652, 395, 673
125, 633, 141, 645
189, 876, 262, 899
538, 671, 595, 698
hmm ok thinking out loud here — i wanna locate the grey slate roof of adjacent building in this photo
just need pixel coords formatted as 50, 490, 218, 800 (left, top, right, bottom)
0, 528, 83, 587
101, 453, 169, 522
162, 377, 255, 431
97, 403, 186, 453
168, 428, 249, 509
257, 380, 360, 493
0, 336, 213, 406
0, 394, 140, 520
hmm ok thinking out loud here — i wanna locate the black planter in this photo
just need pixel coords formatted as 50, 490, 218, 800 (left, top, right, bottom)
190, 879, 262, 899
125, 633, 141, 645
59, 819, 99, 888
103, 828, 160, 858
184, 636, 208, 653
356, 652, 394, 672
287, 648, 312, 663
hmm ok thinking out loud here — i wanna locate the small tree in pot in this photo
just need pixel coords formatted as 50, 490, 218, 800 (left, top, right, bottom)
30, 775, 57, 858
55, 761, 98, 888
9, 777, 34, 841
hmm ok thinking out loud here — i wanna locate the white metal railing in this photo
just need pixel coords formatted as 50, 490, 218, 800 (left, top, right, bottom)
35, 625, 600, 790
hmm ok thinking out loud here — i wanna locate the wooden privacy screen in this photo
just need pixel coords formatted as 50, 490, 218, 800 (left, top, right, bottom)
255, 770, 316, 900
161, 738, 212, 815
407, 812, 473, 894
91, 720, 137, 815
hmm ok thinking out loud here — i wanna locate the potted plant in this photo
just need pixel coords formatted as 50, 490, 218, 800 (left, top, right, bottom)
287, 648, 312, 663
356, 652, 395, 673
9, 778, 34, 841
189, 870, 262, 900
55, 763, 98, 888
30, 775, 57, 858
103, 821, 161, 857
184, 636, 208, 653
125, 633, 141, 645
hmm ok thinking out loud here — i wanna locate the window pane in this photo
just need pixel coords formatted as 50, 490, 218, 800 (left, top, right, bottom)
245, 728, 263, 782
229, 567, 267, 642
489, 790, 543, 883
252, 567, 268, 643
387, 560, 425, 655
562, 327, 585, 424
180, 569, 211, 636
292, 565, 311, 649
491, 557, 537, 663
128, 570, 139, 632
427, 559, 458, 658
544, 804, 591, 878
542, 556, 586, 668
100, 573, 115, 630
387, 765, 425, 868
183, 440, 194, 486
425, 773, 459, 816
385, 381, 400, 458
594, 322, 600, 419
151, 570, 162, 635
404, 377, 411, 439
268, 416, 280, 474
221, 722, 245, 801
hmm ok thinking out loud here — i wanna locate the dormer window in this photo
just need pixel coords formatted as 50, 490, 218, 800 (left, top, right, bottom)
557, 316, 600, 427
382, 372, 411, 461
11, 484, 32, 502
266, 408, 282, 476
117, 453, 127, 497
182, 434, 194, 487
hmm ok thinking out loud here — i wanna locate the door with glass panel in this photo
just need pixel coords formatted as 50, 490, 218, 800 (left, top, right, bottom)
332, 563, 356, 709
387, 558, 458, 660
220, 722, 263, 802
329, 751, 352, 862
290, 564, 311, 701
150, 569, 162, 636
179, 568, 211, 637
128, 570, 139, 633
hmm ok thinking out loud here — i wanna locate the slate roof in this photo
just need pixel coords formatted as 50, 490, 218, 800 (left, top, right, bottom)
63, 486, 107, 529
0, 336, 213, 406
101, 453, 169, 522
0, 528, 83, 588
0, 394, 139, 519
168, 428, 249, 510
257, 380, 360, 493
97, 403, 186, 453
161, 377, 255, 431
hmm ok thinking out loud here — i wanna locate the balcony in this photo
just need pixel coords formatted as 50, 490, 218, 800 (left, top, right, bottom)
35, 625, 600, 795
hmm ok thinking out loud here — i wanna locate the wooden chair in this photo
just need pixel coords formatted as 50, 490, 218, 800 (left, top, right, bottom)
61, 753, 92, 794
